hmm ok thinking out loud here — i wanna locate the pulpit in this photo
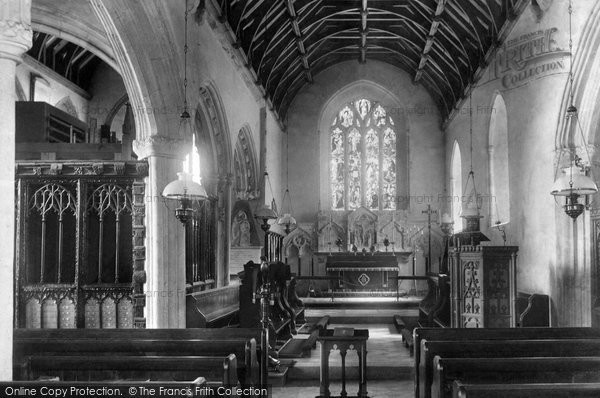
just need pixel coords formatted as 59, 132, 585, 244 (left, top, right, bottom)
449, 245, 518, 328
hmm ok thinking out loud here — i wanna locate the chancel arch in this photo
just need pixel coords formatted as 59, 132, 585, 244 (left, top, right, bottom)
488, 93, 510, 226
451, 140, 462, 233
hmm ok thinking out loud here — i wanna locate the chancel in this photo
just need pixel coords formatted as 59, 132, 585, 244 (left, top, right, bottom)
6, 0, 600, 397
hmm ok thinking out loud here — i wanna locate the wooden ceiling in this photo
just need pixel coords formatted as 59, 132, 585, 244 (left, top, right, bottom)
28, 31, 102, 91
215, 0, 529, 122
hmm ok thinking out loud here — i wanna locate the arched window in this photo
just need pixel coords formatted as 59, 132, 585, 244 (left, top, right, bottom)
489, 94, 510, 225
451, 141, 463, 233
330, 99, 397, 210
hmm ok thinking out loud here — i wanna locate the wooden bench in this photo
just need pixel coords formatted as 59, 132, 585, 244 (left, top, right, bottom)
420, 339, 600, 398
15, 328, 265, 340
15, 328, 266, 387
186, 284, 240, 328
413, 327, 600, 398
3, 379, 207, 398
14, 338, 259, 386
432, 356, 600, 398
452, 381, 600, 398
19, 354, 238, 395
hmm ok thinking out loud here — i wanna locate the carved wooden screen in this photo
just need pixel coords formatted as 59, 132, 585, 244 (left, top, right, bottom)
15, 161, 148, 329
185, 199, 216, 286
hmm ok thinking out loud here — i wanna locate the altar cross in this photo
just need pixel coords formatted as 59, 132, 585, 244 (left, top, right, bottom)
422, 205, 438, 273
396, 225, 407, 249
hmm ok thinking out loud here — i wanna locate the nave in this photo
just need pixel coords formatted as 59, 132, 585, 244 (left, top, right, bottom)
6, 0, 600, 396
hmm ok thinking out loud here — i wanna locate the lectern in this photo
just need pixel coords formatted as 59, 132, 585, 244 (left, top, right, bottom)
449, 245, 518, 328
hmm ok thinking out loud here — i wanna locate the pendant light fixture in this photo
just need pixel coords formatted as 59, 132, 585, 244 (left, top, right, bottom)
551, 0, 598, 219
162, 0, 207, 223
255, 171, 278, 253
277, 132, 297, 234
455, 93, 490, 246
461, 93, 483, 230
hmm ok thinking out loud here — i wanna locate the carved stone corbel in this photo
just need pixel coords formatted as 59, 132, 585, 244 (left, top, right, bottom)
132, 135, 191, 160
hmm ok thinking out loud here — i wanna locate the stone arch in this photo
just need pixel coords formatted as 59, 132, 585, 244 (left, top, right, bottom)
555, 1, 600, 150
487, 92, 510, 226
233, 124, 259, 200
451, 140, 462, 232
89, 0, 157, 141
55, 96, 79, 119
103, 94, 129, 127
194, 81, 233, 286
317, 79, 409, 211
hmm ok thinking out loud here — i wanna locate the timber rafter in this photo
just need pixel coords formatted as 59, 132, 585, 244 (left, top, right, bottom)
212, 0, 528, 124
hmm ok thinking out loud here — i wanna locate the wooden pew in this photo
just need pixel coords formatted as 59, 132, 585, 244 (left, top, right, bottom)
15, 328, 266, 386
19, 354, 238, 396
432, 356, 600, 398
14, 328, 264, 340
14, 338, 258, 386
452, 381, 600, 398
3, 379, 207, 398
420, 339, 600, 398
186, 284, 239, 328
413, 327, 600, 398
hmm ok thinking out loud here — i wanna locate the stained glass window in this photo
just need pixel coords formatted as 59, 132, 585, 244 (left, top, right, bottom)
330, 99, 397, 210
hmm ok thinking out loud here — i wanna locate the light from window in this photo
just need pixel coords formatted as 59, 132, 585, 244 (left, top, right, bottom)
330, 99, 396, 210
183, 134, 202, 184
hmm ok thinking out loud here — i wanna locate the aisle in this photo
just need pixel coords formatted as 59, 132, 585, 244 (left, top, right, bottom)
272, 322, 414, 398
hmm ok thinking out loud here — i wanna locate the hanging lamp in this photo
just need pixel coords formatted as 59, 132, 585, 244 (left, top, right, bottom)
162, 0, 207, 223
550, 0, 598, 219
277, 131, 297, 234
455, 93, 490, 246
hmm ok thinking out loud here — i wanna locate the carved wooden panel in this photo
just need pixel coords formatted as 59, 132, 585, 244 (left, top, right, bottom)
25, 299, 41, 329
461, 260, 482, 328
487, 260, 512, 328
41, 299, 58, 329
84, 298, 100, 328
117, 298, 133, 328
58, 298, 76, 328
451, 246, 518, 328
101, 298, 117, 328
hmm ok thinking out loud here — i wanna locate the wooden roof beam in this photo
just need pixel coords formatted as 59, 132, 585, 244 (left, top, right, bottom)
359, 0, 368, 63
285, 0, 313, 83
414, 0, 445, 83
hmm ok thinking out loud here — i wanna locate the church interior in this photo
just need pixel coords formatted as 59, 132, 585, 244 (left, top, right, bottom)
4, 0, 600, 396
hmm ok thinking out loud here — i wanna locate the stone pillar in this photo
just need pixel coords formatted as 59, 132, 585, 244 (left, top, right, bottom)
0, 0, 31, 381
133, 136, 189, 328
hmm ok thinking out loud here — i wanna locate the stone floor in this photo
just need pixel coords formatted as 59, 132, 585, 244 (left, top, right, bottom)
272, 380, 414, 398
272, 320, 415, 398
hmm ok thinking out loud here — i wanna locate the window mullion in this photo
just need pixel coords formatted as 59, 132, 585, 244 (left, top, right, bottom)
344, 128, 349, 211
361, 126, 366, 207
379, 127, 384, 211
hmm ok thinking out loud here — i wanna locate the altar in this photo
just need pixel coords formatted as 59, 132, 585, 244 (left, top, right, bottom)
326, 253, 400, 292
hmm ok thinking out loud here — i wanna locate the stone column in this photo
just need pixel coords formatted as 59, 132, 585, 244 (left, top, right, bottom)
134, 136, 189, 328
0, 0, 31, 381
